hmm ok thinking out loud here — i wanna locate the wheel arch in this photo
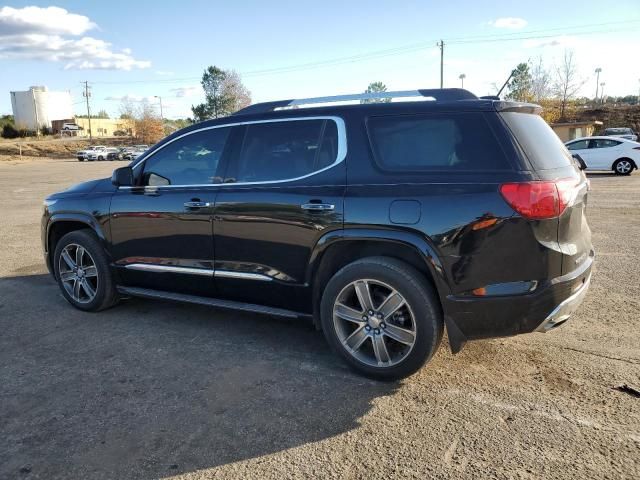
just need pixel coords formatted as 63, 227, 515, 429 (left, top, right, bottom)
307, 228, 450, 327
612, 157, 637, 171
46, 213, 109, 278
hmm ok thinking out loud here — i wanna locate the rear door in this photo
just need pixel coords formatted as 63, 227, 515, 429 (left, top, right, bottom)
588, 138, 623, 169
212, 117, 346, 312
500, 111, 593, 276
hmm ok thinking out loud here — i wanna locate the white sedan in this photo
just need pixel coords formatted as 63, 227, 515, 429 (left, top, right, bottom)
565, 136, 640, 175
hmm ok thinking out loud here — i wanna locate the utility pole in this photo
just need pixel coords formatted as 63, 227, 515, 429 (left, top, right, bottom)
437, 40, 444, 88
594, 67, 602, 102
82, 81, 92, 141
600, 82, 606, 104
154, 95, 163, 120
459, 73, 466, 88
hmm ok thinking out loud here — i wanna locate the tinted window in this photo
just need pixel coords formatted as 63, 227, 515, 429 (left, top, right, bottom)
367, 113, 510, 171
591, 139, 621, 148
604, 128, 632, 135
500, 112, 572, 170
142, 128, 230, 186
567, 140, 589, 150
231, 120, 338, 183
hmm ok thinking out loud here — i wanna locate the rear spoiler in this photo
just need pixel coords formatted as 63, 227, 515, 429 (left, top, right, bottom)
493, 101, 542, 115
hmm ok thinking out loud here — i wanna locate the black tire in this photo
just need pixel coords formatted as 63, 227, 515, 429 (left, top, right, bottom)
98, 156, 104, 161
613, 158, 634, 175
320, 256, 443, 380
53, 229, 118, 312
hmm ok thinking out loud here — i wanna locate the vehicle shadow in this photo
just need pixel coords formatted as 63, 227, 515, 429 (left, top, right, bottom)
0, 274, 398, 479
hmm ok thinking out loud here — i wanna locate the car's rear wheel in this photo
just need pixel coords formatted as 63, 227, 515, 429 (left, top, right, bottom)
613, 158, 633, 175
53, 230, 118, 311
321, 257, 443, 380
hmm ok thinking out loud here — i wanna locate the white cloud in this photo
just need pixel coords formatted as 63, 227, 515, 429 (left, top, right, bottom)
0, 6, 149, 70
489, 17, 528, 29
170, 85, 200, 98
105, 94, 154, 102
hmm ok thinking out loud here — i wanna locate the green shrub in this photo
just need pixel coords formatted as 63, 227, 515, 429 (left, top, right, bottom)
2, 124, 19, 139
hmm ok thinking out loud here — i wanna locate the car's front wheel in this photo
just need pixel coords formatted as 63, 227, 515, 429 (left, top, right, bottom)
613, 158, 634, 175
53, 230, 118, 311
321, 257, 443, 380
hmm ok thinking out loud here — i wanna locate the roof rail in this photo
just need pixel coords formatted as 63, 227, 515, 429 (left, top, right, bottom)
234, 88, 478, 116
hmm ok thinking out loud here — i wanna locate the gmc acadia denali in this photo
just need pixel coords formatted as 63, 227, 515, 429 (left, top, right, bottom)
41, 88, 594, 379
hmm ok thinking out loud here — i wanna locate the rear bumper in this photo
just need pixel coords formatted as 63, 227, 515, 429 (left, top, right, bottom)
443, 253, 593, 342
534, 273, 591, 332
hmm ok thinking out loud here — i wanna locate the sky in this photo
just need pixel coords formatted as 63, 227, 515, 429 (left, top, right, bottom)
1, 1, 639, 119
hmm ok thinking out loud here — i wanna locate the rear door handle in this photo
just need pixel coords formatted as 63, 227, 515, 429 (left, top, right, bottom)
184, 201, 211, 208
301, 203, 335, 211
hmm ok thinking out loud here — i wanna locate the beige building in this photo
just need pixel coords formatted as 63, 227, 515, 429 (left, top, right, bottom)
51, 117, 135, 137
74, 117, 135, 137
551, 121, 602, 142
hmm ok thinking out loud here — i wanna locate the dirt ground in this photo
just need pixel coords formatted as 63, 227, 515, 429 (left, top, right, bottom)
0, 156, 638, 480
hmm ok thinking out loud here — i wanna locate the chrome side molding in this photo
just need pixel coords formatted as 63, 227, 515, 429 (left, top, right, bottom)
123, 263, 273, 281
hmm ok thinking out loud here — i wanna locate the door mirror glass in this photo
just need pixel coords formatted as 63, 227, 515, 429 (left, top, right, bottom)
112, 166, 134, 186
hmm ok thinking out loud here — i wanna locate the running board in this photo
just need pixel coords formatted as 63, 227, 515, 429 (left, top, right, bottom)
116, 286, 308, 319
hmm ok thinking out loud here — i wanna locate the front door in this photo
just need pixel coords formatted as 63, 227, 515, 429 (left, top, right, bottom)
110, 126, 232, 297
213, 117, 346, 312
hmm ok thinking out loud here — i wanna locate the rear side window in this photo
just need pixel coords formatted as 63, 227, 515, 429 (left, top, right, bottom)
231, 119, 338, 183
367, 112, 511, 171
500, 112, 572, 170
591, 139, 621, 148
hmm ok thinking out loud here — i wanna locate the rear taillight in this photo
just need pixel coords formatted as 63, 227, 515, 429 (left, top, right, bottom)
499, 179, 578, 220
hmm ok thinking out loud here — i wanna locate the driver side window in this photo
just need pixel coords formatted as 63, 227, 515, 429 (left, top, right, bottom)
141, 127, 230, 186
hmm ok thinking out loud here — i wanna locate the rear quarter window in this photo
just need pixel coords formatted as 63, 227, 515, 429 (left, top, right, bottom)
366, 112, 511, 172
500, 111, 573, 170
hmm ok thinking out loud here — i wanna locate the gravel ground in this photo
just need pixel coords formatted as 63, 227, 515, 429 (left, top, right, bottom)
0, 157, 638, 480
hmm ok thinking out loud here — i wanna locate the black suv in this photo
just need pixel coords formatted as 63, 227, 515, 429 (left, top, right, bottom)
42, 89, 593, 379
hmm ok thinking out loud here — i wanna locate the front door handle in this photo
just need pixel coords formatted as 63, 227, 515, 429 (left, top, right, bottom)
184, 201, 211, 208
301, 203, 335, 211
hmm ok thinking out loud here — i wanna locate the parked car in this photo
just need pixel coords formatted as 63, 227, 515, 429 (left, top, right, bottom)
86, 147, 121, 161
62, 123, 81, 131
121, 148, 145, 161
76, 145, 106, 161
42, 88, 593, 379
565, 136, 640, 174
603, 127, 638, 142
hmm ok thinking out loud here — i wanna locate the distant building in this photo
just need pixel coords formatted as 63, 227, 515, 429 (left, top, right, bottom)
551, 121, 603, 142
10, 86, 74, 131
73, 117, 135, 137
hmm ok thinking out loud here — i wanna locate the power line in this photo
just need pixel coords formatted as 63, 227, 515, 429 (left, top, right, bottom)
88, 18, 640, 86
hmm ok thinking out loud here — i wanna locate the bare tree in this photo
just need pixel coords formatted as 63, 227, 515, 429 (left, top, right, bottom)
552, 51, 585, 120
135, 100, 164, 144
221, 70, 252, 113
530, 57, 551, 102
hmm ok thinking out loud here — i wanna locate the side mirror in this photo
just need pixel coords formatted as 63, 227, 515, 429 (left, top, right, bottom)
112, 166, 134, 186
572, 153, 587, 171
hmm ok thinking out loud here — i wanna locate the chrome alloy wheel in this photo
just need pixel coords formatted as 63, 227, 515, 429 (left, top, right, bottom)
333, 279, 416, 367
58, 243, 99, 304
616, 160, 632, 174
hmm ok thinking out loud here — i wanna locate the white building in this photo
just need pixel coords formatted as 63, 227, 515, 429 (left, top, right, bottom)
10, 86, 74, 131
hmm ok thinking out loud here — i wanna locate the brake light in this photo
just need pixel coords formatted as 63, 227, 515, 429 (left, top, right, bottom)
499, 179, 577, 220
